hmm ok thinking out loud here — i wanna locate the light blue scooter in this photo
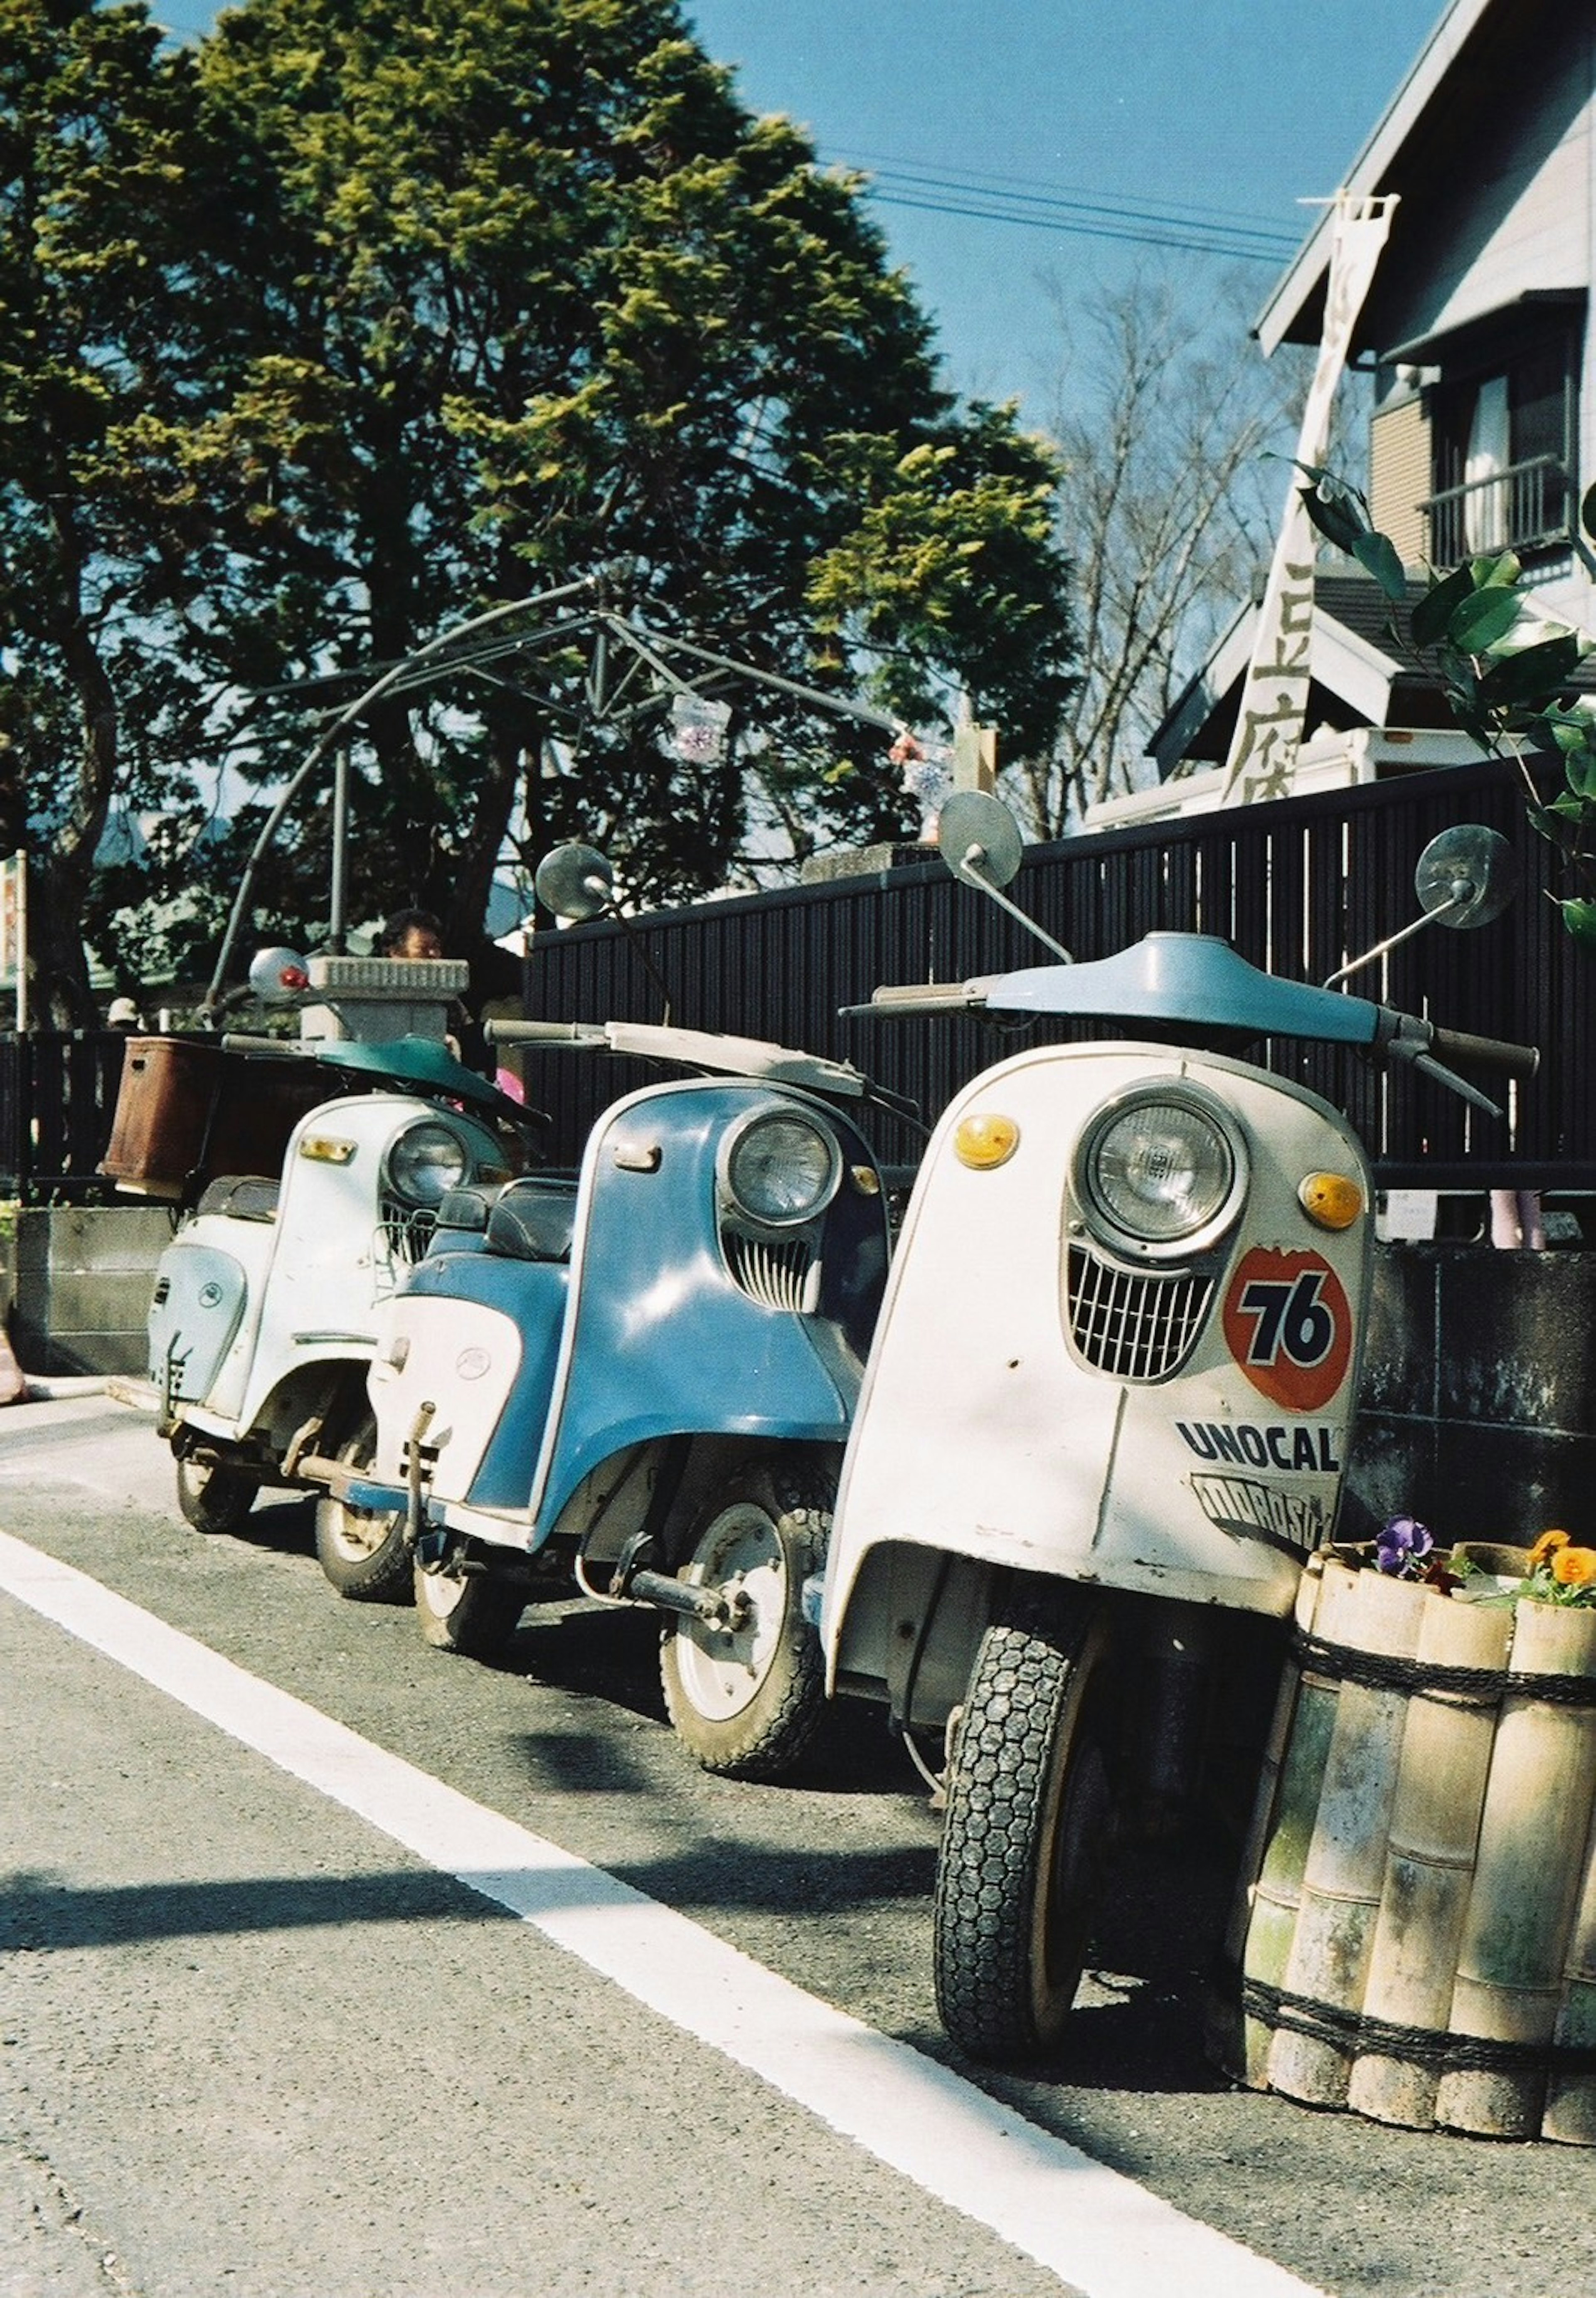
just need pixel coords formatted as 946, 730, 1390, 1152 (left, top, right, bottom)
340, 850, 906, 1781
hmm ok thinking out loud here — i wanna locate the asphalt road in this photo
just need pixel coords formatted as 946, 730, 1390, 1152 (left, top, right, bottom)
1, 1389, 1590, 2298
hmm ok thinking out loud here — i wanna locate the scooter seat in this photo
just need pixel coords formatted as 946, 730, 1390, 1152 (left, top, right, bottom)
484, 1177, 579, 1264
195, 1174, 280, 1223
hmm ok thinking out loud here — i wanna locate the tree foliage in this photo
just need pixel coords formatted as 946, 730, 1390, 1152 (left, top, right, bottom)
1, 0, 1074, 1012
1298, 463, 1596, 944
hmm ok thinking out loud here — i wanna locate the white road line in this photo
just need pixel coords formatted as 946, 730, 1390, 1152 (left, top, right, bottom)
0, 1528, 1323, 2298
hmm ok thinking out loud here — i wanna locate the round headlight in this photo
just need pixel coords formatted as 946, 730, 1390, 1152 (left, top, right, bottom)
1076, 1088, 1245, 1259
723, 1112, 842, 1228
387, 1120, 470, 1208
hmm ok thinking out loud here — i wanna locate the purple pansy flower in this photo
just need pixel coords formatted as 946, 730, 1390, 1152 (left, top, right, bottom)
1376, 1513, 1434, 1577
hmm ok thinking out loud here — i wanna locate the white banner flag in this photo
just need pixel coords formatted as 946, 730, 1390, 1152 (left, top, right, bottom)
1, 852, 25, 1029
1222, 193, 1398, 805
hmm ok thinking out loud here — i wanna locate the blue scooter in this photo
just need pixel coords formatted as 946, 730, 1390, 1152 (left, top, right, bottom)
340, 848, 906, 1781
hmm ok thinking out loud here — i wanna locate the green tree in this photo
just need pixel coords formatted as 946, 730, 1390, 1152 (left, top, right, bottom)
165, 0, 1072, 938
0, 0, 219, 1020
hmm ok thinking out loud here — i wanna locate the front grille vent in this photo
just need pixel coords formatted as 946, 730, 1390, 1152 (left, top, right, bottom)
1065, 1244, 1214, 1382
378, 1201, 438, 1276
724, 1232, 816, 1314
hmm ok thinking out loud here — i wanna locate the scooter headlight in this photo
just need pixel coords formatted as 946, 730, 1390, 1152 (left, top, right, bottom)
721, 1111, 842, 1229
1075, 1085, 1246, 1261
386, 1120, 471, 1208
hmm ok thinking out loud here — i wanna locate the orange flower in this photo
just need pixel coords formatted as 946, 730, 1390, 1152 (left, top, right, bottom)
1530, 1529, 1572, 1566
1551, 1545, 1596, 1587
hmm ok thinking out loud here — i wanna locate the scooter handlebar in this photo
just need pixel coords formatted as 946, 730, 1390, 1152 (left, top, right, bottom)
849, 980, 991, 1015
484, 1019, 606, 1047
1426, 1025, 1539, 1080
218, 1032, 306, 1058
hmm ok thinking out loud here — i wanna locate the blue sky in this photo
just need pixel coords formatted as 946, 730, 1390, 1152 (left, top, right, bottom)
158, 0, 1447, 414
682, 0, 1444, 409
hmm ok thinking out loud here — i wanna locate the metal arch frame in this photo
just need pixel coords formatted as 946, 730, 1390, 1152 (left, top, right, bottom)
203, 581, 906, 1015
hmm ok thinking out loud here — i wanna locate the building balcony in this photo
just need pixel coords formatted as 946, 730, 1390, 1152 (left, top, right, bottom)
1421, 454, 1571, 566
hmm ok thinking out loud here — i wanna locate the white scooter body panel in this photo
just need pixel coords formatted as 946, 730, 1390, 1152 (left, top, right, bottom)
153, 1092, 505, 1441
368, 1295, 523, 1500
823, 1040, 1371, 1683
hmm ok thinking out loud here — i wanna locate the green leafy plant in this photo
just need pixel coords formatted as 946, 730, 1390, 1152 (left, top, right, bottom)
1296, 464, 1596, 945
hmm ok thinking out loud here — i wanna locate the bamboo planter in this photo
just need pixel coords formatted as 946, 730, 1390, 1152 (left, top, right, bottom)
1210, 1545, 1596, 2141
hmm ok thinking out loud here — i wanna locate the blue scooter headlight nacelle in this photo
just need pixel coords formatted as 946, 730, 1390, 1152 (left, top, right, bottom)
1073, 1081, 1249, 1262
384, 1118, 473, 1208
718, 1107, 842, 1231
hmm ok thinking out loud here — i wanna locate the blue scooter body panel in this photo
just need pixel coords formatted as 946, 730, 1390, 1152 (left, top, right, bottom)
443, 1078, 885, 1537
527, 1081, 878, 1535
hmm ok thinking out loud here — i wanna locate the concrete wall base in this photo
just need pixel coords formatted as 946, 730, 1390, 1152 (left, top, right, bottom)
1, 1204, 171, 1377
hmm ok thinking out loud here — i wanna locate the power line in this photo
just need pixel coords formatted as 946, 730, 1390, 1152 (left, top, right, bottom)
827, 148, 1302, 265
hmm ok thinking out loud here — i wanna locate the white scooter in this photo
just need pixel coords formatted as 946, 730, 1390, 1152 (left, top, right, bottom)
819, 791, 1536, 2065
124, 949, 537, 1582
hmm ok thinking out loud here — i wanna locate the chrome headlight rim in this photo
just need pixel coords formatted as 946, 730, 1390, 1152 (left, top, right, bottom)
1072, 1082, 1248, 1263
383, 1118, 472, 1209
718, 1105, 843, 1232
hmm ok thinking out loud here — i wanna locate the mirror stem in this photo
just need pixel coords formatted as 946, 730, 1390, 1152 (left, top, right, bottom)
1321, 894, 1463, 988
960, 851, 1074, 966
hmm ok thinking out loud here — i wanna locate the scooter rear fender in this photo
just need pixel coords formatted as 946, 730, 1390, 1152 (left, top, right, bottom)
823, 1040, 1372, 1694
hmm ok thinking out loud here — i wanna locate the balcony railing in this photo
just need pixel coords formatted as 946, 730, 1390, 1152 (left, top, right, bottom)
1422, 454, 1571, 565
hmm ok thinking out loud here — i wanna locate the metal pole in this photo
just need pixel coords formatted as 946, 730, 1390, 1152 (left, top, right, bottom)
328, 745, 350, 954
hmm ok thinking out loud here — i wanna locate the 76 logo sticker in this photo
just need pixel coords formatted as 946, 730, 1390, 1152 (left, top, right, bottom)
1222, 1247, 1352, 1411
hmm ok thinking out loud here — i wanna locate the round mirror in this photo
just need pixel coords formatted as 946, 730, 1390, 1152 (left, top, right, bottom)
937, 791, 1025, 892
535, 842, 615, 924
247, 946, 310, 1003
1414, 825, 1518, 930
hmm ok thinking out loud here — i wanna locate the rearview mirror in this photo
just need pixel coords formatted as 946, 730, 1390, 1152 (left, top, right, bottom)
936, 791, 1024, 893
1414, 824, 1518, 930
535, 842, 616, 924
247, 946, 310, 1005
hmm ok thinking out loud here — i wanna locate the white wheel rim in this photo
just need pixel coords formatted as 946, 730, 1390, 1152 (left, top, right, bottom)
672, 1501, 786, 1723
325, 1500, 398, 1564
416, 1566, 467, 1623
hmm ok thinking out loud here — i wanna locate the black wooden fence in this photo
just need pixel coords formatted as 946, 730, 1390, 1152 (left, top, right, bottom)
0, 1030, 130, 1203
2, 756, 1589, 1200
517, 756, 1590, 1187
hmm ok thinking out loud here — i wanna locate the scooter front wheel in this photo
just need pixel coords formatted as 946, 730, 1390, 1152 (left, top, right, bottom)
175, 1452, 260, 1537
933, 1586, 1118, 2064
315, 1421, 409, 1603
659, 1469, 828, 1783
414, 1557, 525, 1660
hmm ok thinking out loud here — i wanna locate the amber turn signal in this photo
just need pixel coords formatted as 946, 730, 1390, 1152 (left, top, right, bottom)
1298, 1171, 1362, 1230
298, 1134, 357, 1166
953, 1112, 1020, 1170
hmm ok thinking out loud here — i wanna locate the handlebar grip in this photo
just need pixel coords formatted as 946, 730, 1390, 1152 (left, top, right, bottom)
864, 981, 987, 1013
219, 1032, 303, 1057
485, 1019, 598, 1045
1429, 1026, 1540, 1080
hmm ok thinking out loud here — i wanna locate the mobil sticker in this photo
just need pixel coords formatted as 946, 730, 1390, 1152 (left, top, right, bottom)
1221, 1245, 1353, 1413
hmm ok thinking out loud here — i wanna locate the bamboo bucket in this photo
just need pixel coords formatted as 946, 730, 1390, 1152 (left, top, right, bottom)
1213, 1541, 1596, 2143
1266, 1564, 1429, 2107
1436, 1599, 1596, 2137
1209, 1558, 1332, 2087
1346, 1589, 1514, 2127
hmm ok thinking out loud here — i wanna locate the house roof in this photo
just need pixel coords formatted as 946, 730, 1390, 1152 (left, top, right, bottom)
1256, 0, 1565, 357
1149, 566, 1596, 774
